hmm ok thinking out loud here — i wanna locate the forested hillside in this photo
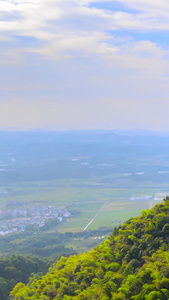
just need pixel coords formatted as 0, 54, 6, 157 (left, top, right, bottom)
10, 197, 169, 299
0, 255, 49, 300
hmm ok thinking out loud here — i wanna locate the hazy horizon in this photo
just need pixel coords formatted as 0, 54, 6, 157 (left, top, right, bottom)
1, 128, 169, 134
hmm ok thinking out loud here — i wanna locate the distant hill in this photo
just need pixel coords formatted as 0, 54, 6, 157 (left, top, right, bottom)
11, 197, 169, 300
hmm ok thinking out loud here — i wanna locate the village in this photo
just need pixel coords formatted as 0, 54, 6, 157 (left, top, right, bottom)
0, 205, 71, 236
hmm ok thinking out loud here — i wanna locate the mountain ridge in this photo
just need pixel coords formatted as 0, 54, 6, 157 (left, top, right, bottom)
10, 197, 169, 300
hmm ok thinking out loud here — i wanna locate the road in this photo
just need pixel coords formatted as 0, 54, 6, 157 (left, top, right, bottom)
81, 202, 108, 232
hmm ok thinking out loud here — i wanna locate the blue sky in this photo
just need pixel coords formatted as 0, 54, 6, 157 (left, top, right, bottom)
1, 0, 169, 131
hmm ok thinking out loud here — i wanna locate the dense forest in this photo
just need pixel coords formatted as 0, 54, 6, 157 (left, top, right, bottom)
0, 229, 75, 257
0, 255, 49, 300
10, 197, 169, 299
0, 227, 111, 257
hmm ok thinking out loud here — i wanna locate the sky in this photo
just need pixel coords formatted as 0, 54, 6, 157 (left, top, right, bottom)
1, 0, 169, 131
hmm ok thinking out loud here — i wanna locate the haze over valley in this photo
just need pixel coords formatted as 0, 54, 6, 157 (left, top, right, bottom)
0, 130, 169, 257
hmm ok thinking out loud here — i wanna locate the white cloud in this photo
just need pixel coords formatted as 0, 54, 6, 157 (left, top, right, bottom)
0, 0, 169, 76
1, 0, 169, 131
98, 38, 169, 80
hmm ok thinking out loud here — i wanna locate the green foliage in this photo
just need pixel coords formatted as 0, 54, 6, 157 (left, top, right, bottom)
0, 230, 76, 258
10, 198, 169, 300
0, 255, 49, 300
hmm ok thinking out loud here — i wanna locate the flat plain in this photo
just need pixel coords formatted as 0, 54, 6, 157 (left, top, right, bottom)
0, 131, 169, 254
0, 178, 165, 233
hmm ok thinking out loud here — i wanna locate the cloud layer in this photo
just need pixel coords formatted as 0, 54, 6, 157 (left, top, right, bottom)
1, 0, 169, 60
1, 1, 169, 130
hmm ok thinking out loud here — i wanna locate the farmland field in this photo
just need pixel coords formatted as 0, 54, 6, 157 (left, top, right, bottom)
0, 178, 166, 233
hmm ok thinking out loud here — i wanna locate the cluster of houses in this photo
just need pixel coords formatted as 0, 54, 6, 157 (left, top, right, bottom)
130, 195, 153, 201
0, 205, 71, 236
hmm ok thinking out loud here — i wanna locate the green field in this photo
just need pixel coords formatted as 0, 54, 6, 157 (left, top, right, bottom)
0, 178, 166, 234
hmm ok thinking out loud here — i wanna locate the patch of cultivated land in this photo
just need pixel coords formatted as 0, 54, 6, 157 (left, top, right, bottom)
0, 178, 166, 234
